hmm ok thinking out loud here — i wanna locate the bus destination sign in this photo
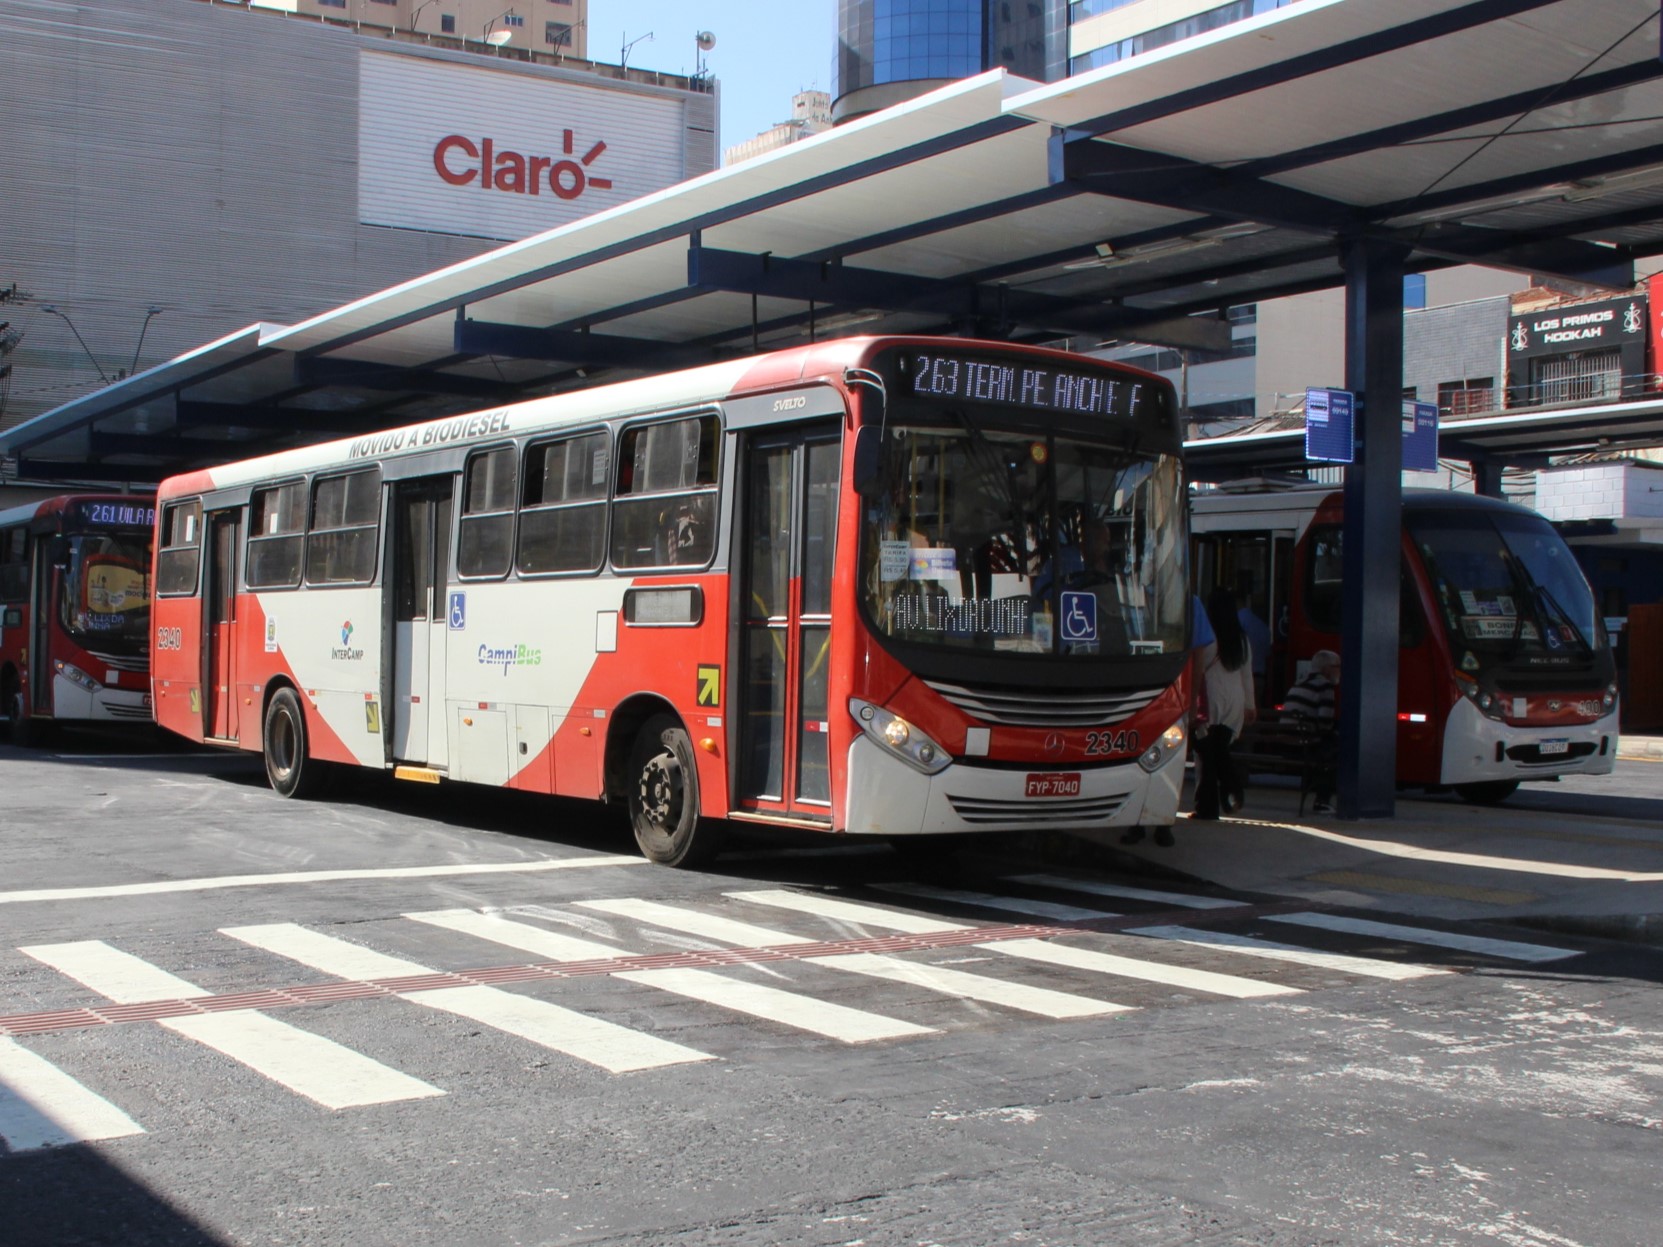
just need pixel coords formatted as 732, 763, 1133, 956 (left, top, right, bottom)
906, 352, 1155, 420
72, 501, 156, 529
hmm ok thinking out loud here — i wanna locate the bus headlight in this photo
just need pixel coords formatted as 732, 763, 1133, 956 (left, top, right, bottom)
1604, 683, 1618, 712
850, 699, 951, 775
54, 660, 102, 692
1138, 723, 1186, 773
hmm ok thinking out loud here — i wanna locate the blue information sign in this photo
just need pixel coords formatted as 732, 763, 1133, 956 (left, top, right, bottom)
1305, 387, 1355, 464
1402, 400, 1439, 472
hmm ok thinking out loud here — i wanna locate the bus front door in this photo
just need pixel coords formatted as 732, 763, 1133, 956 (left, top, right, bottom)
736, 427, 839, 822
392, 479, 452, 769
204, 510, 240, 742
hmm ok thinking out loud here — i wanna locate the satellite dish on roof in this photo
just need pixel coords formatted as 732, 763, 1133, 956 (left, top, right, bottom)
696, 31, 716, 51
486, 28, 513, 46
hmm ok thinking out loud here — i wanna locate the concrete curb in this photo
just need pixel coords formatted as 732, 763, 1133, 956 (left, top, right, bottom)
1616, 736, 1663, 762
1511, 912, 1663, 948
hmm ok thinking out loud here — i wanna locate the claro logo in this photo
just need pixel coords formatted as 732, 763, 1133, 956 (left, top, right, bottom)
433, 131, 614, 200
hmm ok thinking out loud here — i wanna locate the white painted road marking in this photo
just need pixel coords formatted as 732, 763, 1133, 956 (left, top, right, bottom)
574, 897, 817, 946
1126, 925, 1452, 980
1002, 874, 1241, 910
223, 923, 711, 1074
0, 1037, 146, 1151
987, 938, 1303, 998
1265, 913, 1580, 963
612, 967, 935, 1043
873, 883, 1119, 923
813, 953, 1129, 1019
404, 909, 625, 962
725, 889, 975, 934
0, 854, 645, 907
21, 940, 442, 1109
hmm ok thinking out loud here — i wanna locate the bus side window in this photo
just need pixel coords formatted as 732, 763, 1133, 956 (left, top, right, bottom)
306, 470, 380, 586
458, 446, 516, 579
518, 431, 608, 575
246, 483, 305, 589
1399, 561, 1426, 649
1304, 524, 1343, 632
611, 414, 719, 571
157, 499, 204, 597
0, 528, 27, 603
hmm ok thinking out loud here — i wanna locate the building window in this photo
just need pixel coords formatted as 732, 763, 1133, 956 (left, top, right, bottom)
316, 0, 345, 7
504, 13, 524, 27
440, 14, 455, 33
1438, 378, 1495, 416
546, 21, 574, 47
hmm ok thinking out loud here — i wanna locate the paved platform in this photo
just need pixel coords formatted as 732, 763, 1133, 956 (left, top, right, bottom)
1067, 741, 1663, 948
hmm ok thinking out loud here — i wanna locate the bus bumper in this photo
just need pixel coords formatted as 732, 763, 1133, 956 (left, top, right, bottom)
1440, 698, 1620, 784
51, 674, 153, 724
844, 734, 1186, 836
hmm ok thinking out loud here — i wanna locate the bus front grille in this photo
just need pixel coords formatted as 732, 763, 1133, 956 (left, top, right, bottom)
946, 794, 1129, 825
923, 679, 1165, 727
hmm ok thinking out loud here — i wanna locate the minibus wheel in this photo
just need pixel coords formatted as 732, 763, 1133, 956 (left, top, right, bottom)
627, 714, 722, 867
1454, 780, 1518, 805
264, 687, 326, 799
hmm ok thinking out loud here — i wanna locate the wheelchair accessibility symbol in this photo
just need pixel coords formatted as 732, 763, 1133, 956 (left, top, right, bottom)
448, 591, 467, 631
1060, 591, 1097, 643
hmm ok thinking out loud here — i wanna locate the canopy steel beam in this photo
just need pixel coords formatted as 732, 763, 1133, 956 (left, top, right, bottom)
293, 357, 521, 401
454, 319, 716, 370
15, 458, 168, 484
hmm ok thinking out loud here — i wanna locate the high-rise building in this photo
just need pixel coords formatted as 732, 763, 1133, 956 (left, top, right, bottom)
832, 1, 1067, 124
724, 91, 834, 166
1067, 0, 1302, 74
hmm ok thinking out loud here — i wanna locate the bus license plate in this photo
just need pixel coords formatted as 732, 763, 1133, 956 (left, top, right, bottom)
1026, 772, 1081, 798
1538, 738, 1569, 755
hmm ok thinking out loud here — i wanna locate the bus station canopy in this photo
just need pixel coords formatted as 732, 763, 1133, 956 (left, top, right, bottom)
5, 0, 1663, 483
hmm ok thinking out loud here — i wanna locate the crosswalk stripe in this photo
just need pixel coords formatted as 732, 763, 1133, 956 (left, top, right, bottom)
725, 889, 975, 934
1265, 913, 1580, 963
873, 883, 1118, 922
22, 940, 441, 1108
224, 923, 711, 1074
20, 940, 213, 1003
403, 910, 624, 961
0, 1037, 145, 1150
813, 953, 1130, 1019
612, 967, 934, 1043
158, 1014, 444, 1109
1001, 875, 1241, 910
574, 898, 816, 946
1125, 925, 1452, 981
986, 938, 1303, 998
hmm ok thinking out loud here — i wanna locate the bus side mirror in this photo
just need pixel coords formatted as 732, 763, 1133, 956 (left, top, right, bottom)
852, 425, 884, 498
46, 537, 71, 568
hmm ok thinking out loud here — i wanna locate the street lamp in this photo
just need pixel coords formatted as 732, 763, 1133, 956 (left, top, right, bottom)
410, 0, 438, 34
130, 306, 163, 375
551, 17, 585, 61
620, 30, 652, 71
40, 305, 110, 385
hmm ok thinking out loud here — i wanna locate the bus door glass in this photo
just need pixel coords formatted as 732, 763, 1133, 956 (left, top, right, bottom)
205, 510, 241, 740
738, 425, 839, 816
392, 479, 453, 767
28, 534, 55, 713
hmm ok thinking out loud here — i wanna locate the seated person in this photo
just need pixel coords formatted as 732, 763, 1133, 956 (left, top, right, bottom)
1283, 649, 1340, 812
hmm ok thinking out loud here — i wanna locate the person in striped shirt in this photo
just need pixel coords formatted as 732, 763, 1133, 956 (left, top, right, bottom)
1284, 650, 1340, 812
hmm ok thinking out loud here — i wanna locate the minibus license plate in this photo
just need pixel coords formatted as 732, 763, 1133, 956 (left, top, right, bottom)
1026, 772, 1081, 798
1538, 738, 1569, 755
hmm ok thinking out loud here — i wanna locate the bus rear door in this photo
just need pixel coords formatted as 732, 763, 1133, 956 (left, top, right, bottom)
204, 509, 241, 741
392, 479, 453, 769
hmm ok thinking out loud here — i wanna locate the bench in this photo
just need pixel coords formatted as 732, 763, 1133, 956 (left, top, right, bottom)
1227, 716, 1336, 814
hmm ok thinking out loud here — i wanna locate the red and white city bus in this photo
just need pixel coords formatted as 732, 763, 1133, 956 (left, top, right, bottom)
0, 493, 156, 743
1191, 486, 1620, 803
150, 337, 1193, 864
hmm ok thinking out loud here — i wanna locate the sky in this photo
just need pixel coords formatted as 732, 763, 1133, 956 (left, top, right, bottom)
587, 1, 837, 156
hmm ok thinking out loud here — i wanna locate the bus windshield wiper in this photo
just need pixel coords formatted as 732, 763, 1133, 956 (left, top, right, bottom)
1501, 539, 1590, 657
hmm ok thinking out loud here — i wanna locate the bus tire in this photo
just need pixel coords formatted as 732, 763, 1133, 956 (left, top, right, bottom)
627, 715, 721, 868
5, 685, 44, 748
263, 687, 326, 799
1455, 780, 1518, 806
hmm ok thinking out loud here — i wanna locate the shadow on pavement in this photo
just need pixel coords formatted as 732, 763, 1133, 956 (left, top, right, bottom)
0, 1144, 226, 1247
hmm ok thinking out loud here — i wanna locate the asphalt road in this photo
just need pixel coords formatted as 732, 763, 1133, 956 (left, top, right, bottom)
2, 735, 1660, 1247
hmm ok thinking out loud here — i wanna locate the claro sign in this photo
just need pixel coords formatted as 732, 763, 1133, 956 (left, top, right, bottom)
431, 132, 613, 199
359, 51, 689, 241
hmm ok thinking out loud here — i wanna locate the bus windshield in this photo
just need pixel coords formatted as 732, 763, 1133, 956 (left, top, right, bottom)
1409, 509, 1601, 669
860, 423, 1187, 659
60, 533, 152, 656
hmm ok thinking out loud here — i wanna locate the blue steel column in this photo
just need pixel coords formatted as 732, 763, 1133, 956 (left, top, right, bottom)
1338, 238, 1406, 819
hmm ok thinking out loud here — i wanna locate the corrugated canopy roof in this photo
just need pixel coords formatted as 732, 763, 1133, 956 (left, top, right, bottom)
6, 0, 1662, 481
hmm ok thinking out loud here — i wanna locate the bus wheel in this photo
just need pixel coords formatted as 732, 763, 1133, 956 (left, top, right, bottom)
263, 688, 326, 799
1455, 780, 1518, 805
5, 686, 43, 748
627, 715, 722, 867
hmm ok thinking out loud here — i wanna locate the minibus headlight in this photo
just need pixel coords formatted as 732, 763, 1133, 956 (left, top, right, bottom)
850, 699, 950, 775
54, 660, 101, 692
1604, 683, 1618, 711
1138, 723, 1186, 773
